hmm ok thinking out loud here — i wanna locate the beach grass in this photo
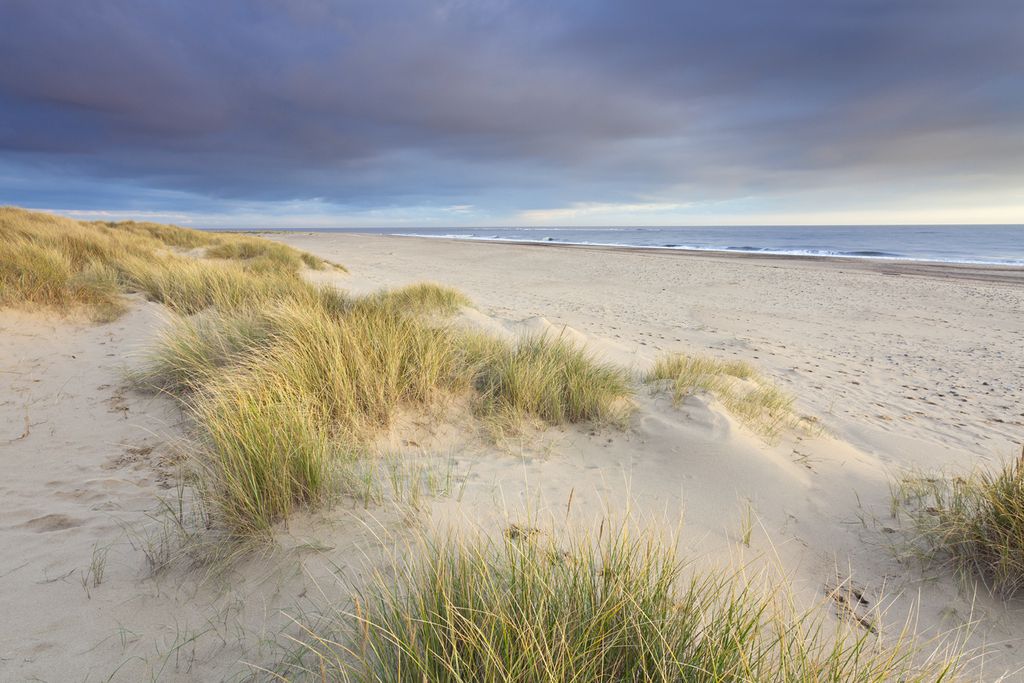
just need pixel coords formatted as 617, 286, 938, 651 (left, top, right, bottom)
131, 279, 631, 534
97, 219, 220, 249
192, 375, 336, 535
132, 307, 281, 393
206, 235, 325, 271
353, 281, 471, 316
645, 352, 796, 438
136, 291, 467, 533
0, 206, 327, 319
892, 450, 1024, 598
472, 333, 634, 427
277, 523, 963, 682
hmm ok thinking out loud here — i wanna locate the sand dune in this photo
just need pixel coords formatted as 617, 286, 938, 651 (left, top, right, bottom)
2, 233, 1022, 680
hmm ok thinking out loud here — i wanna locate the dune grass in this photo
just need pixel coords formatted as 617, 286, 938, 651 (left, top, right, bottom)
1, 208, 145, 318
472, 333, 633, 426
93, 219, 220, 249
188, 302, 469, 532
278, 523, 963, 682
892, 450, 1024, 598
0, 236, 129, 321
132, 308, 282, 393
133, 283, 632, 534
134, 290, 468, 533
121, 254, 333, 315
0, 206, 327, 320
645, 352, 796, 439
353, 282, 471, 316
206, 235, 325, 271
192, 376, 335, 535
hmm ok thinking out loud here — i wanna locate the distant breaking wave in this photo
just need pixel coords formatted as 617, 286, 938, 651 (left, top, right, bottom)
390, 231, 1024, 266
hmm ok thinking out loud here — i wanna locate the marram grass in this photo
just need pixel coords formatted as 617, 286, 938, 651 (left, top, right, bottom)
206, 235, 325, 271
892, 450, 1024, 598
193, 375, 335, 535
351, 281, 471, 316
645, 352, 796, 438
472, 332, 634, 427
132, 307, 282, 393
275, 523, 965, 682
133, 282, 633, 534
96, 218, 219, 249
0, 206, 326, 319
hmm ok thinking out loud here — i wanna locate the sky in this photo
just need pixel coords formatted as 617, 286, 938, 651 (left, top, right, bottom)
1, 1, 1022, 228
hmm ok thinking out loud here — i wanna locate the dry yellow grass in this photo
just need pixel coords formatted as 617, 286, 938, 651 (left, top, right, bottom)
645, 352, 796, 439
205, 235, 325, 271
352, 281, 471, 316
0, 206, 328, 320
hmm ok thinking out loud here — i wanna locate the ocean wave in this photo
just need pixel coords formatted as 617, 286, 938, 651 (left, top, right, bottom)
390, 233, 1024, 267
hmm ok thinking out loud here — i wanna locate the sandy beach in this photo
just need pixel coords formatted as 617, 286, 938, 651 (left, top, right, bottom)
3, 230, 1023, 680
277, 233, 1024, 468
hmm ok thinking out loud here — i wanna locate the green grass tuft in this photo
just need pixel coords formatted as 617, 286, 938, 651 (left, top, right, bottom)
132, 308, 280, 393
143, 298, 471, 534
121, 255, 319, 315
473, 333, 634, 426
192, 376, 336, 535
892, 451, 1024, 598
280, 523, 964, 681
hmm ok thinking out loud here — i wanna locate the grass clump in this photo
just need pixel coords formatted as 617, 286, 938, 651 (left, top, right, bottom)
0, 208, 144, 318
142, 294, 472, 534
132, 308, 281, 393
122, 255, 325, 315
206, 236, 325, 272
242, 300, 468, 438
0, 206, 335, 320
281, 524, 963, 681
95, 219, 219, 249
472, 333, 633, 426
892, 450, 1024, 598
354, 282, 471, 316
193, 376, 335, 535
645, 353, 795, 438
138, 299, 635, 533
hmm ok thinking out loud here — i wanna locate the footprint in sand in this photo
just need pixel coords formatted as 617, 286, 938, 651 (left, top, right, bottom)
21, 514, 83, 533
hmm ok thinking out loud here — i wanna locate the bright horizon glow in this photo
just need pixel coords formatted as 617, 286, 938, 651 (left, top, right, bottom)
42, 200, 1024, 230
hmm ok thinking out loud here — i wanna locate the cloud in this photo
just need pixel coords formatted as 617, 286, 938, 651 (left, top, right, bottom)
520, 202, 692, 223
0, 0, 1021, 224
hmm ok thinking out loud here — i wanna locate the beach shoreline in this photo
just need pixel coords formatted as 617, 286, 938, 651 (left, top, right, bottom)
288, 232, 1024, 285
273, 231, 1024, 467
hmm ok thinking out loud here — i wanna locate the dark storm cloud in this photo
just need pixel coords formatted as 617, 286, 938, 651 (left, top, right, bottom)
0, 0, 1021, 216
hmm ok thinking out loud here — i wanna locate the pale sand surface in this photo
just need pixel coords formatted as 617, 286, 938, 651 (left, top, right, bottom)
1, 234, 1022, 680
285, 234, 1024, 467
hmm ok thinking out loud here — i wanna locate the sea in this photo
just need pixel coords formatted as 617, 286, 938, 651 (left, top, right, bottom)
272, 226, 1024, 267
